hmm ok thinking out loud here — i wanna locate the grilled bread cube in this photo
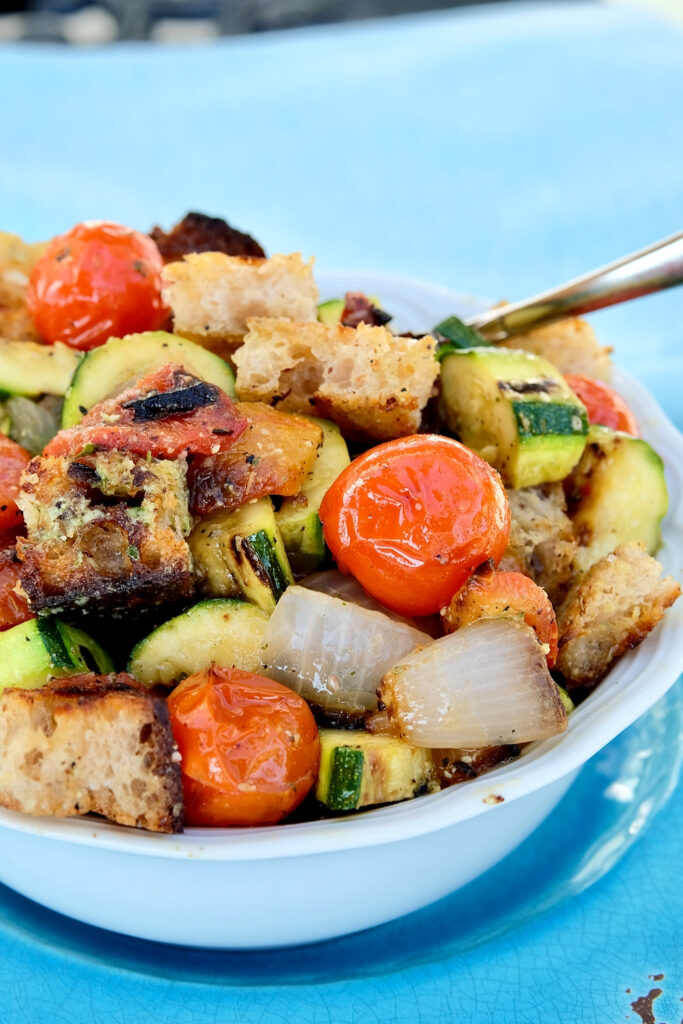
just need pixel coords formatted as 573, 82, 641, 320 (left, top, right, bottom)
17, 450, 194, 616
0, 673, 183, 833
234, 317, 439, 440
556, 542, 680, 688
501, 483, 577, 604
162, 252, 318, 353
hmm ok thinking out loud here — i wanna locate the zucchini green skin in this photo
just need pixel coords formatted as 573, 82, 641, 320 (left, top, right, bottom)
128, 598, 270, 687
315, 730, 436, 811
61, 330, 236, 428
566, 425, 668, 574
317, 299, 345, 327
276, 418, 351, 573
198, 498, 294, 613
438, 347, 588, 488
326, 747, 365, 811
0, 341, 81, 398
0, 618, 113, 693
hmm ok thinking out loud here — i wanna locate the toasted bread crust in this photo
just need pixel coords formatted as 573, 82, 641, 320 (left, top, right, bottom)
162, 251, 318, 346
0, 674, 183, 832
556, 542, 680, 687
234, 317, 439, 440
501, 483, 577, 604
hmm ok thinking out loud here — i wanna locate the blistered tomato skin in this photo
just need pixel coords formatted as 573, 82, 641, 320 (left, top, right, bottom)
167, 666, 320, 827
319, 434, 510, 617
26, 221, 168, 351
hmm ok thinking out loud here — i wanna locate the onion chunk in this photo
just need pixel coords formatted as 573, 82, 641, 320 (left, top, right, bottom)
379, 617, 567, 747
260, 585, 431, 713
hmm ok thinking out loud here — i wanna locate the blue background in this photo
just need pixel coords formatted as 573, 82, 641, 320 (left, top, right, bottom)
0, 2, 681, 1020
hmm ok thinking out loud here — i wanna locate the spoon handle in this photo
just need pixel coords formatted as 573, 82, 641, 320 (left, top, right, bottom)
464, 231, 683, 341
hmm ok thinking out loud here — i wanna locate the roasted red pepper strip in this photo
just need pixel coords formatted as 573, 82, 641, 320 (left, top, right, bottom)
45, 364, 247, 460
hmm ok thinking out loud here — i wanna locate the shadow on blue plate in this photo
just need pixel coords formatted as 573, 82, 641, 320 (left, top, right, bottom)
0, 683, 680, 988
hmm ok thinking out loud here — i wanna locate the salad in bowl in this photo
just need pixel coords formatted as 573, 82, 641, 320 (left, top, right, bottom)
0, 213, 679, 945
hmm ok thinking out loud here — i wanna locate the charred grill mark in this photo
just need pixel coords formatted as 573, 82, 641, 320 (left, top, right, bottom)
450, 760, 478, 779
497, 378, 558, 395
122, 381, 220, 421
239, 537, 273, 588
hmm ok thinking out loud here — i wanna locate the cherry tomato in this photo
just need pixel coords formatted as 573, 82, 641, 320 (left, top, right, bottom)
0, 437, 31, 531
441, 568, 558, 667
565, 374, 639, 436
0, 548, 33, 631
167, 666, 320, 827
26, 221, 168, 351
319, 434, 510, 617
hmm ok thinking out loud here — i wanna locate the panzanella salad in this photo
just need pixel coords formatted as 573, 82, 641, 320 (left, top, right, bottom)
0, 213, 677, 833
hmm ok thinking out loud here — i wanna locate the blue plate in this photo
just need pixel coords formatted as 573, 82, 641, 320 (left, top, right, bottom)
0, 682, 679, 1009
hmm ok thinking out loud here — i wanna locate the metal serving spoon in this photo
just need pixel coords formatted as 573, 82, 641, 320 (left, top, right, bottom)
461, 230, 683, 342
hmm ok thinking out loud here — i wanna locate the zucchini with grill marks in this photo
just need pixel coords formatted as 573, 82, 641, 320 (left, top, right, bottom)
315, 730, 437, 812
566, 425, 669, 575
438, 347, 588, 488
191, 498, 293, 613
0, 618, 113, 693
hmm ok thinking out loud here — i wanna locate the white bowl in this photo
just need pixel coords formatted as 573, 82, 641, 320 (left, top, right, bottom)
0, 271, 680, 949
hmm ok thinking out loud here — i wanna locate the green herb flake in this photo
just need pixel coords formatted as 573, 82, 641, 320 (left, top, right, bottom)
127, 544, 140, 561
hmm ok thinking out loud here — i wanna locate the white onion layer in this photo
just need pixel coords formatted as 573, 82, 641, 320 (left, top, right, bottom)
379, 617, 567, 747
260, 585, 431, 712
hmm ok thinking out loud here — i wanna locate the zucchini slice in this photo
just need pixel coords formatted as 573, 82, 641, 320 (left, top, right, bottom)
566, 425, 669, 575
316, 730, 436, 811
0, 341, 81, 398
61, 330, 236, 428
128, 599, 270, 687
317, 299, 345, 326
188, 519, 242, 599
0, 617, 113, 693
189, 498, 293, 613
438, 347, 588, 488
276, 418, 350, 573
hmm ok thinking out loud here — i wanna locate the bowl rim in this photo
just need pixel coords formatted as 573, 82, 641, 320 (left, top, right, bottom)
0, 269, 681, 862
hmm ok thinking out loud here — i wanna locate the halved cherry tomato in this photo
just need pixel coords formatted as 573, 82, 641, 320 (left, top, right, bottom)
0, 437, 31, 531
26, 221, 168, 351
0, 548, 33, 631
565, 374, 639, 436
167, 666, 320, 827
319, 434, 510, 617
441, 568, 559, 667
